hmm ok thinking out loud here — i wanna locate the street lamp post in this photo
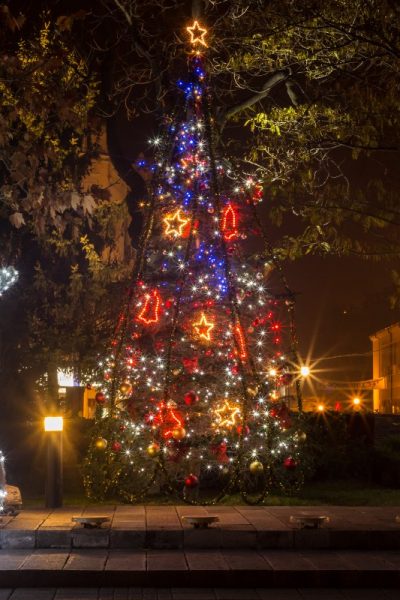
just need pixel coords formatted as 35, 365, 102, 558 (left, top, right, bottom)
44, 416, 63, 508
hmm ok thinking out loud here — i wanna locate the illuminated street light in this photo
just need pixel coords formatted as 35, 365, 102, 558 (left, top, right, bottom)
317, 403, 325, 412
352, 397, 361, 409
300, 365, 310, 377
44, 416, 63, 508
44, 416, 63, 432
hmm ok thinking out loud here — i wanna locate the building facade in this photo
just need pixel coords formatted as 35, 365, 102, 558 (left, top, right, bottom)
370, 323, 400, 413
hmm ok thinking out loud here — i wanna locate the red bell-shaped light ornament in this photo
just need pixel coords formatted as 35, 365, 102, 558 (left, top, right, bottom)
222, 203, 239, 241
137, 289, 162, 325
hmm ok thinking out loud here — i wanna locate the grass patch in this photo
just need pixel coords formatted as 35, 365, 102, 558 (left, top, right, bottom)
21, 480, 400, 508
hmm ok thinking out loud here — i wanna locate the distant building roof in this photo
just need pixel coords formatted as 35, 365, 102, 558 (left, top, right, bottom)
370, 322, 400, 340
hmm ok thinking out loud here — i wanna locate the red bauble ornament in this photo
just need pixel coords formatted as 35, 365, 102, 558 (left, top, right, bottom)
211, 442, 229, 463
95, 391, 106, 404
112, 441, 122, 453
184, 473, 199, 488
283, 456, 297, 470
182, 357, 198, 373
184, 391, 198, 406
236, 425, 250, 436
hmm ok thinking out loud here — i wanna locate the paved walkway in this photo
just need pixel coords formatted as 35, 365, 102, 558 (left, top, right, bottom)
0, 548, 400, 588
1, 506, 400, 550
0, 588, 399, 600
1, 507, 400, 589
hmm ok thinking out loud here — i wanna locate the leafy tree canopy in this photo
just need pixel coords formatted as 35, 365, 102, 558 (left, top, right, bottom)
0, 0, 399, 258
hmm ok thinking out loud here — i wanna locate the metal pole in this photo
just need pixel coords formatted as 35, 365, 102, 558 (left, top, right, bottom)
45, 431, 63, 508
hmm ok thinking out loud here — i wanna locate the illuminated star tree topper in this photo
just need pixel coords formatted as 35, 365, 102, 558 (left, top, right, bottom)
186, 20, 208, 47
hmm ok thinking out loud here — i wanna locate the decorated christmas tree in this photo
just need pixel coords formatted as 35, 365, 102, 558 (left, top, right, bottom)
84, 22, 305, 504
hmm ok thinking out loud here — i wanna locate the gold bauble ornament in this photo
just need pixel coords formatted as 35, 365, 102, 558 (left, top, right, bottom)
147, 442, 161, 457
95, 437, 108, 450
294, 430, 307, 443
249, 460, 264, 474
246, 387, 258, 397
172, 427, 186, 440
119, 381, 132, 396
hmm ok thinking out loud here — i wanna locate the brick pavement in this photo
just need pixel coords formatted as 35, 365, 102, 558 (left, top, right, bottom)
1, 506, 399, 591
0, 549, 399, 588
0, 588, 400, 599
1, 506, 400, 551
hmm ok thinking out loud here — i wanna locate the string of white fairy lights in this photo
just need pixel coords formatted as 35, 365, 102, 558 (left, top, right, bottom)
0, 266, 18, 297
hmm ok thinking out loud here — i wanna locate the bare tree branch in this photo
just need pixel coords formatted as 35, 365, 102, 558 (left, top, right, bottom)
113, 0, 132, 26
192, 0, 204, 19
218, 69, 291, 129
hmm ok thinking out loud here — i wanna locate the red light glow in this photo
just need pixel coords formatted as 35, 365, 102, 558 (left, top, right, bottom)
137, 289, 162, 325
222, 204, 239, 240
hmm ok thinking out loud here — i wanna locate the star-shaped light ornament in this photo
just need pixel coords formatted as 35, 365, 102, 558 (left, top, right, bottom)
186, 20, 208, 47
163, 209, 190, 238
193, 312, 214, 342
213, 399, 241, 430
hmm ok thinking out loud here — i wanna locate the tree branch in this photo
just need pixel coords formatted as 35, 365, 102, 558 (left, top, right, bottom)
192, 0, 204, 19
113, 0, 132, 26
218, 69, 290, 129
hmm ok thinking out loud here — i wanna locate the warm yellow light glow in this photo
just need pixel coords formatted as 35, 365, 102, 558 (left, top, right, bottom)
317, 404, 325, 412
44, 416, 63, 432
269, 368, 277, 377
163, 209, 189, 238
300, 365, 310, 377
353, 397, 361, 406
193, 312, 214, 341
57, 368, 75, 387
186, 21, 208, 47
213, 399, 241, 430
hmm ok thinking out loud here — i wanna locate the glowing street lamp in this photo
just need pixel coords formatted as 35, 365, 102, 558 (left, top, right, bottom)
300, 365, 310, 378
44, 416, 63, 508
352, 397, 361, 409
317, 403, 325, 412
44, 416, 63, 432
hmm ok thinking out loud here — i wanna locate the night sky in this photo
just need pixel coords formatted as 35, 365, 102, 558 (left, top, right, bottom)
287, 254, 396, 401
